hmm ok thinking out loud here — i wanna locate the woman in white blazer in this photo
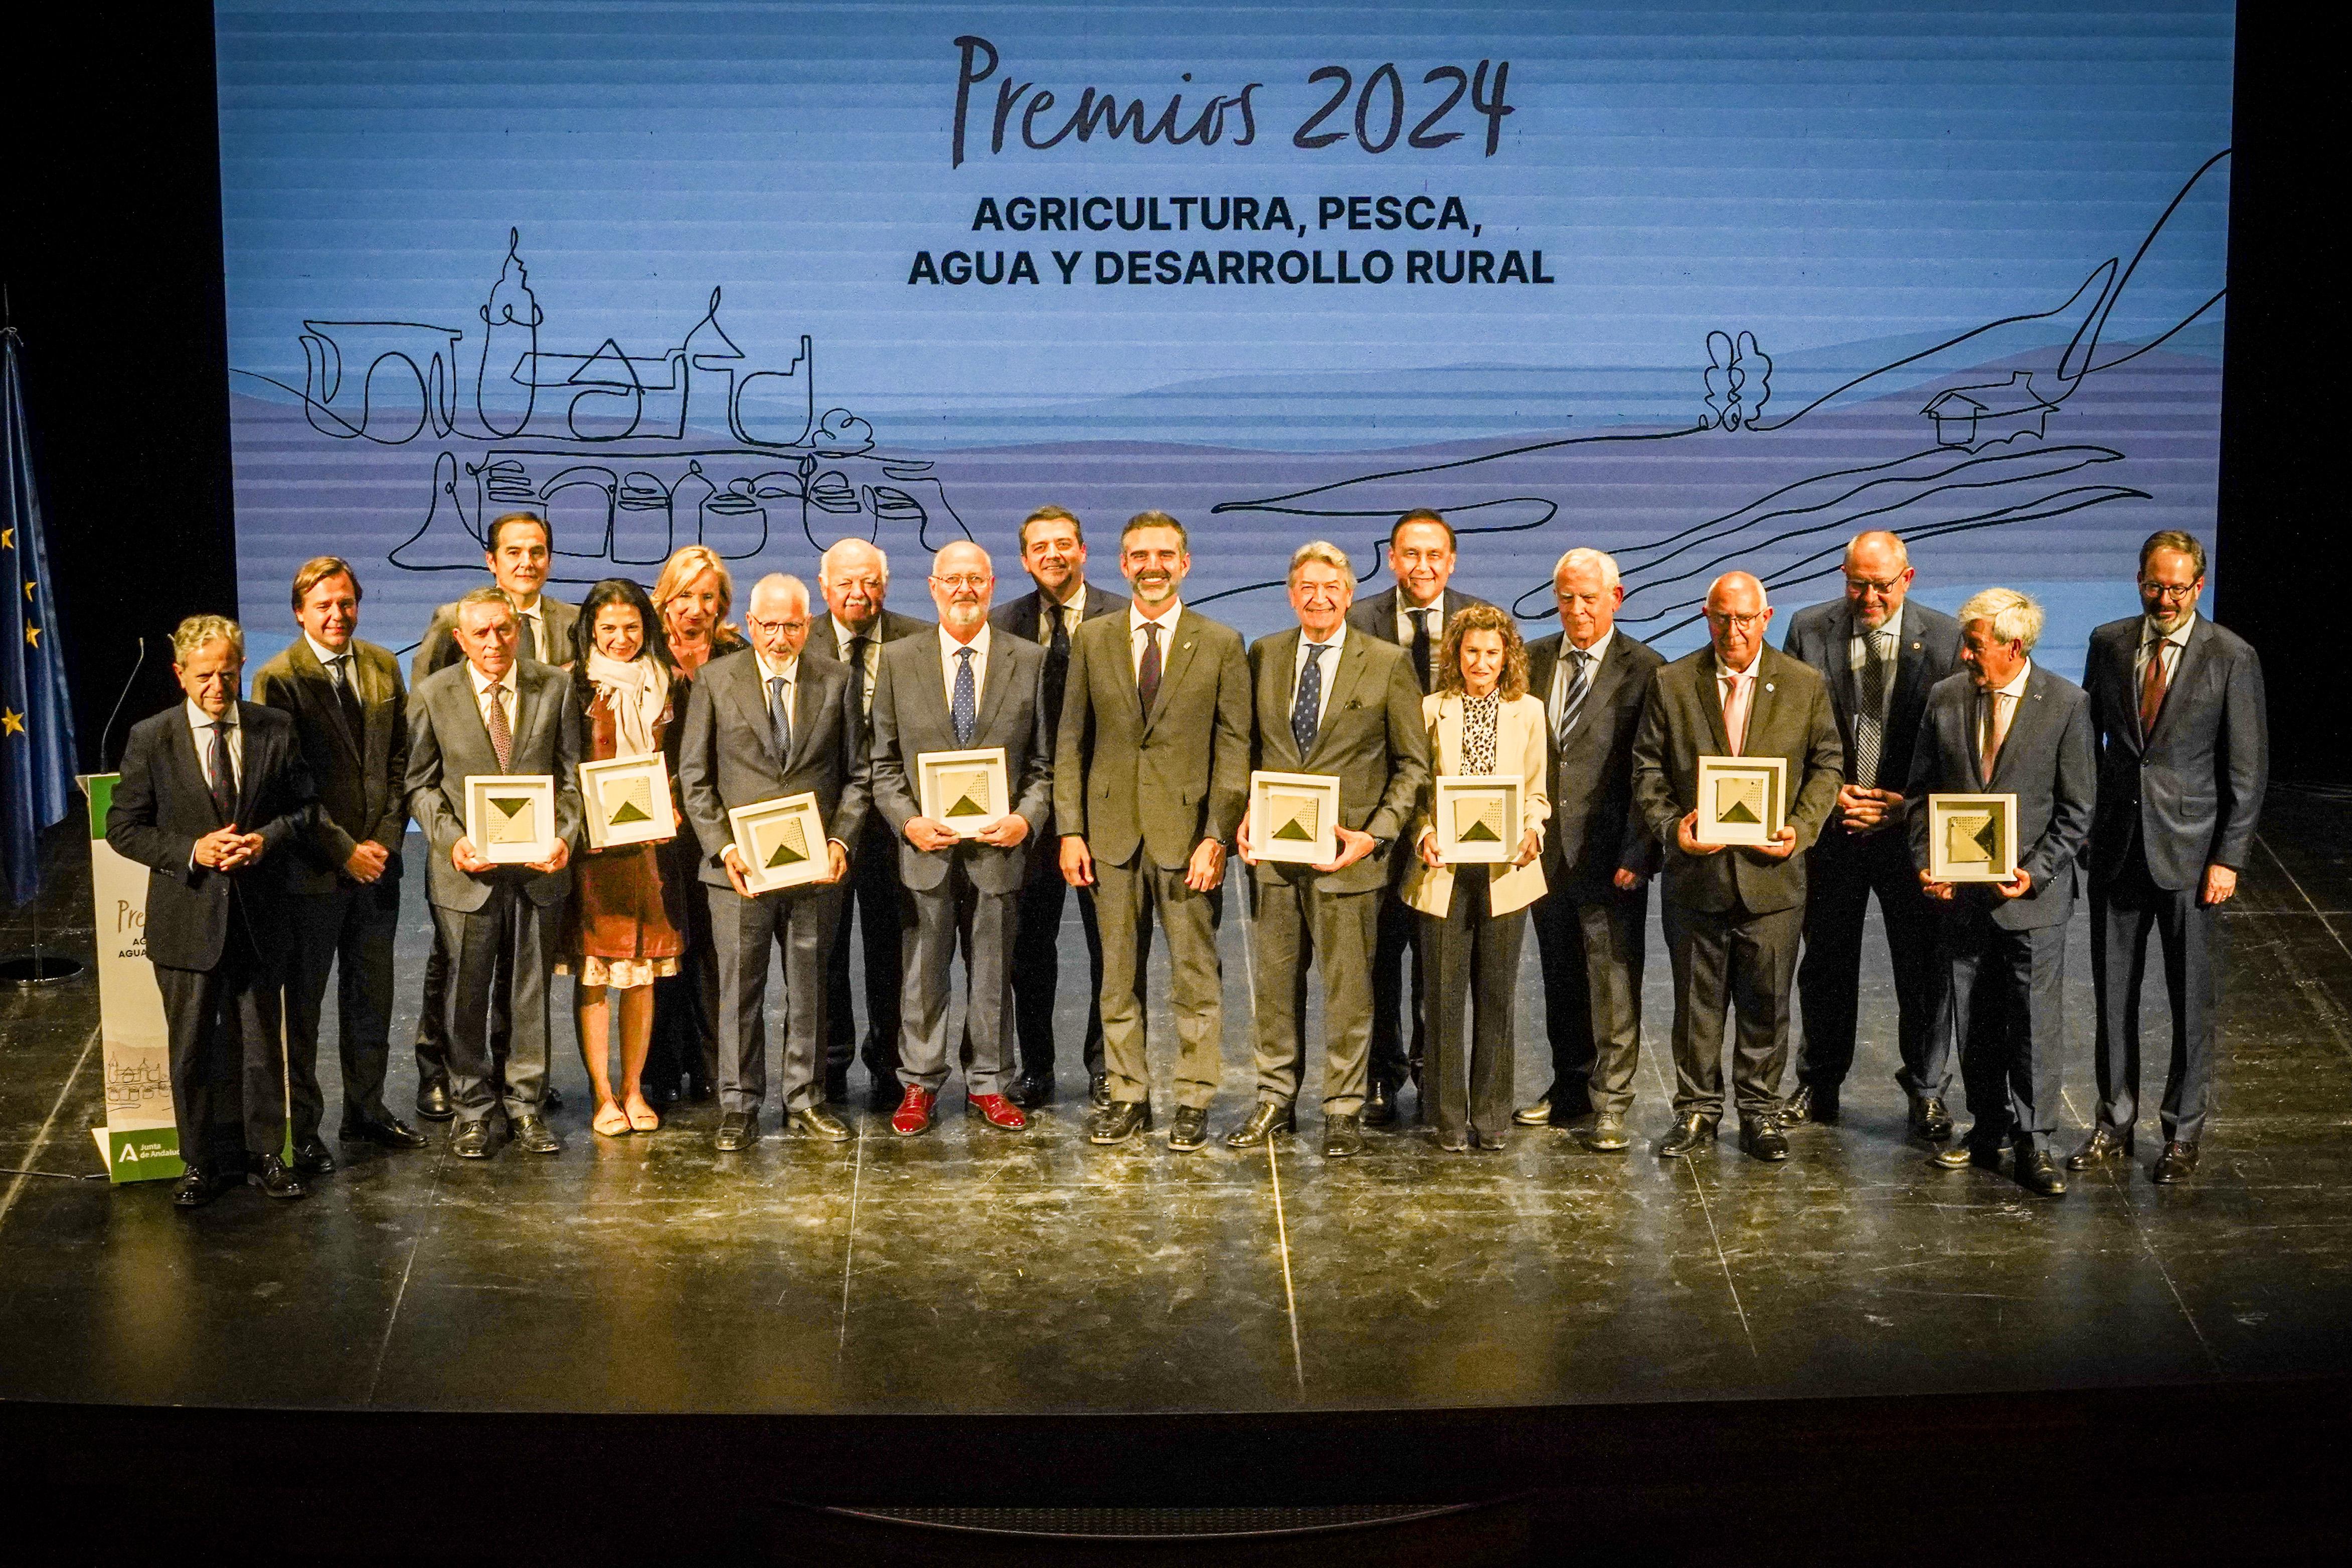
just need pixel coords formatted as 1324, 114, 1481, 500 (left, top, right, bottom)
1402, 604, 1551, 1151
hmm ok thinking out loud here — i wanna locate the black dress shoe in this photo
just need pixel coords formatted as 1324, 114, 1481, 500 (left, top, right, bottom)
342, 1116, 430, 1150
1910, 1095, 1955, 1143
510, 1114, 562, 1155
1089, 1099, 1152, 1144
450, 1120, 494, 1159
291, 1137, 338, 1176
786, 1106, 853, 1142
1576, 1113, 1631, 1153
1362, 1079, 1397, 1128
714, 1110, 759, 1152
542, 1084, 566, 1112
2151, 1140, 2200, 1184
1781, 1083, 1837, 1126
172, 1166, 230, 1208
2067, 1126, 2134, 1169
1226, 1101, 1296, 1148
415, 1083, 455, 1123
822, 1070, 850, 1105
866, 1077, 901, 1113
1321, 1113, 1364, 1158
1088, 1073, 1111, 1110
1739, 1118, 1790, 1162
249, 1154, 309, 1200
2015, 1148, 2068, 1197
1656, 1113, 1715, 1158
1168, 1106, 1210, 1153
1006, 1072, 1055, 1110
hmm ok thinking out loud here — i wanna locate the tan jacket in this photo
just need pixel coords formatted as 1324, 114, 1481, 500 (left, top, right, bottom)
1401, 691, 1552, 919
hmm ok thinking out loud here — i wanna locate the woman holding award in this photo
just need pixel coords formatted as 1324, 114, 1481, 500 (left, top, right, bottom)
1402, 605, 1551, 1153
564, 578, 688, 1136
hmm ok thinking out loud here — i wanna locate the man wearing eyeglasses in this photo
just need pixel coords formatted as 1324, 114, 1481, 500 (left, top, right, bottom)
1779, 531, 1962, 1139
2073, 531, 2266, 1185
1632, 572, 1843, 1161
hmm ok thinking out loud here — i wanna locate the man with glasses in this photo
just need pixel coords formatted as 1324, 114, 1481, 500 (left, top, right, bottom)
1780, 531, 1962, 1137
1632, 572, 1843, 1161
2073, 531, 2266, 1184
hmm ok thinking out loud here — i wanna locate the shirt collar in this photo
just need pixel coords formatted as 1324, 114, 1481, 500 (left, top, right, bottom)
1131, 598, 1182, 632
1717, 647, 1763, 681
1565, 627, 1614, 665
1856, 604, 1904, 643
2144, 611, 2196, 649
303, 632, 354, 667
755, 647, 800, 683
1042, 581, 1088, 615
940, 622, 991, 659
1994, 660, 2033, 699
468, 661, 514, 696
186, 699, 236, 730
1300, 621, 1348, 654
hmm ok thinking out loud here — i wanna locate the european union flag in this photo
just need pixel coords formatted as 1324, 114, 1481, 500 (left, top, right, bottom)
2, 328, 78, 905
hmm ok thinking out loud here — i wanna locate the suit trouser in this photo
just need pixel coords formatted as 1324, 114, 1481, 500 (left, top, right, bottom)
433, 882, 557, 1124
711, 881, 841, 1115
826, 820, 906, 1086
1249, 870, 1379, 1116
282, 879, 400, 1140
1095, 852, 1221, 1110
1009, 858, 1106, 1081
2090, 844, 2216, 1143
648, 833, 722, 1098
1796, 826, 1942, 1096
899, 854, 1019, 1099
1423, 874, 1524, 1145
1939, 911, 2066, 1155
1662, 899, 1800, 1123
1530, 879, 1648, 1118
415, 910, 510, 1093
153, 911, 286, 1167
1368, 883, 1428, 1090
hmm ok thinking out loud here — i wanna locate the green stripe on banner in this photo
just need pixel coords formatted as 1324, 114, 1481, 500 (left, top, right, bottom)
84, 773, 116, 838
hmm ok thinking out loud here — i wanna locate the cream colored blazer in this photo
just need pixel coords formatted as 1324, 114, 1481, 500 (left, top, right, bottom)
1401, 691, 1552, 919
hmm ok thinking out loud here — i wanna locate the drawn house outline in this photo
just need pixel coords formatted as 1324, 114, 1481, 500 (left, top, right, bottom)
1922, 371, 2060, 450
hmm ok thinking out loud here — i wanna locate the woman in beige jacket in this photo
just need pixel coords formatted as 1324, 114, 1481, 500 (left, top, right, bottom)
1402, 605, 1551, 1151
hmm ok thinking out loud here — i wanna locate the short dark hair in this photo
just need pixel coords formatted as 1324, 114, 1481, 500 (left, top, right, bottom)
487, 511, 553, 554
289, 555, 361, 611
2138, 529, 2207, 582
1390, 508, 1454, 550
1019, 505, 1083, 549
571, 578, 673, 706
1121, 510, 1190, 551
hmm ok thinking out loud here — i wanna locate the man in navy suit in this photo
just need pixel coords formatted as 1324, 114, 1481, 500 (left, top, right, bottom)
2072, 531, 2266, 1184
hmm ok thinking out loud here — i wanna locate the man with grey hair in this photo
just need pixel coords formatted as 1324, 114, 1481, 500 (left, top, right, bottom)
1910, 587, 2096, 1197
1780, 530, 1962, 1137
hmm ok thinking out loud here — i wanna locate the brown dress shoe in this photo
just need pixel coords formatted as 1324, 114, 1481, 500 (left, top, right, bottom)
2067, 1126, 2134, 1169
2151, 1141, 2200, 1183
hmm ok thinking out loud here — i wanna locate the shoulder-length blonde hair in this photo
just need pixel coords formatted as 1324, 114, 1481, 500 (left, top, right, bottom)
1434, 603, 1529, 701
650, 545, 741, 645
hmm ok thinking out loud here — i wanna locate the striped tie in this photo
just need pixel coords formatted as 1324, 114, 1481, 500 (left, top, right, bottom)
1557, 648, 1593, 748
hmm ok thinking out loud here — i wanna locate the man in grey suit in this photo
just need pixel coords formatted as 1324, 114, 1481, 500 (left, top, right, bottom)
1516, 547, 1664, 1152
868, 541, 1053, 1136
1779, 530, 1963, 1136
1056, 511, 1253, 1151
405, 587, 583, 1159
677, 573, 869, 1152
1914, 588, 2097, 1198
1345, 508, 1491, 1124
2074, 531, 2265, 1184
407, 511, 578, 1123
1234, 541, 1431, 1158
1632, 572, 1843, 1162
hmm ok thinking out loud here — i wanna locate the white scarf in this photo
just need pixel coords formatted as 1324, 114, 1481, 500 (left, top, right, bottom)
584, 648, 670, 757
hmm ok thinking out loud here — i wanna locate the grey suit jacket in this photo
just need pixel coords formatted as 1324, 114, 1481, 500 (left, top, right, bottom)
1525, 629, 1665, 893
252, 637, 409, 896
1906, 664, 2097, 930
676, 647, 872, 890
2082, 614, 2266, 890
1781, 597, 1962, 810
410, 594, 579, 686
1055, 606, 1253, 869
1245, 627, 1430, 895
868, 630, 1054, 895
404, 658, 584, 912
1632, 644, 1844, 915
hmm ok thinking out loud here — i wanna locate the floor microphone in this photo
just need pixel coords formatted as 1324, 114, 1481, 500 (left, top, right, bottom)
98, 636, 147, 773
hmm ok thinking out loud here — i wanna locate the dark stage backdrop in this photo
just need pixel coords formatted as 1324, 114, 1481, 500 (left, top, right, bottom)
210, 1, 2233, 679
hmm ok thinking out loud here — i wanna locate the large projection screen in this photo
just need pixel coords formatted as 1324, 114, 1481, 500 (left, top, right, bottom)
216, 2, 2233, 674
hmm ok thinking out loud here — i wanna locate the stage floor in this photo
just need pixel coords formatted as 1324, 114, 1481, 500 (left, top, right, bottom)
4, 792, 2350, 1417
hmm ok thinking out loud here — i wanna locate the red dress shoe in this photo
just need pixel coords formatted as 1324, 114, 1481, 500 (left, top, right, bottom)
890, 1085, 935, 1137
967, 1093, 1029, 1130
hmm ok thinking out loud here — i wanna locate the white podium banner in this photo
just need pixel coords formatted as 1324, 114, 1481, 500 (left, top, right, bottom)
80, 774, 182, 1183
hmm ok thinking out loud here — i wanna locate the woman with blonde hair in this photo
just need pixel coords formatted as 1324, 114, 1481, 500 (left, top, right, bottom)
650, 543, 743, 675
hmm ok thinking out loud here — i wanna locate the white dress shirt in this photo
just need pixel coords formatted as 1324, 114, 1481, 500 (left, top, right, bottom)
2135, 611, 2195, 684
1130, 598, 1182, 676
939, 622, 991, 706
1035, 585, 1086, 645
1846, 603, 1905, 726
468, 660, 519, 743
1291, 621, 1348, 731
1979, 660, 2032, 767
1547, 627, 1615, 731
755, 647, 801, 731
1395, 596, 1447, 649
830, 614, 882, 712
304, 631, 363, 695
185, 699, 244, 790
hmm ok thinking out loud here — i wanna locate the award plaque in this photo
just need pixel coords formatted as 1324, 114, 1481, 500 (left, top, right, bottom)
464, 774, 558, 864
1694, 755, 1787, 847
729, 792, 831, 893
1927, 792, 2019, 883
579, 754, 676, 849
1431, 775, 1522, 864
1249, 770, 1342, 865
916, 746, 1011, 838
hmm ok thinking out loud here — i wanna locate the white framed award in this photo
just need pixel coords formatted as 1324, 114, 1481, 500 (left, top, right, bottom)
464, 774, 558, 864
1432, 775, 1522, 864
579, 754, 676, 849
729, 791, 830, 893
917, 746, 1011, 838
1249, 770, 1341, 865
1694, 755, 1787, 847
1928, 792, 2019, 883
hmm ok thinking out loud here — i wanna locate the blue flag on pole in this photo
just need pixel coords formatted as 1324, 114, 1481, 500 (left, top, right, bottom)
1, 327, 79, 905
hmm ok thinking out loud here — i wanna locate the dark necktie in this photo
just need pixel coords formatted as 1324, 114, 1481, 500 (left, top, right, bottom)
1855, 630, 1890, 788
847, 634, 872, 720
1557, 647, 1593, 748
485, 681, 514, 770
1291, 643, 1329, 755
768, 674, 793, 760
1043, 604, 1071, 726
1410, 607, 1434, 693
207, 720, 238, 824
331, 653, 364, 739
1137, 620, 1164, 718
2139, 639, 2168, 738
951, 647, 977, 746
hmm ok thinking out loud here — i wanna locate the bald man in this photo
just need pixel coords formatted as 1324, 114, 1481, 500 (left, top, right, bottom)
1632, 572, 1843, 1161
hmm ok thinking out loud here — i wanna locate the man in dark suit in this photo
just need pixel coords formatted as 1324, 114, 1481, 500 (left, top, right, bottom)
1913, 588, 2097, 1196
815, 536, 932, 1109
868, 541, 1053, 1136
1343, 508, 1492, 1126
677, 572, 870, 1151
2074, 531, 2265, 1184
1516, 547, 1664, 1152
991, 505, 1125, 1110
1234, 541, 1430, 1158
1056, 511, 1253, 1151
405, 587, 583, 1159
251, 557, 429, 1168
407, 511, 578, 1123
106, 615, 319, 1207
1632, 572, 1843, 1161
1779, 530, 1964, 1136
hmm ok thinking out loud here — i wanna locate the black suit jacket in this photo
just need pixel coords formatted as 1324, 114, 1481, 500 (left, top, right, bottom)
252, 637, 409, 896
1525, 629, 1665, 893
989, 582, 1124, 646
676, 648, 872, 889
1906, 665, 2097, 930
105, 702, 319, 972
1345, 586, 1493, 691
2082, 615, 2267, 891
1780, 597, 1962, 811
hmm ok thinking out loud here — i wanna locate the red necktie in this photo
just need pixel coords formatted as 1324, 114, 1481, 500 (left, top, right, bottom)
2139, 641, 2168, 738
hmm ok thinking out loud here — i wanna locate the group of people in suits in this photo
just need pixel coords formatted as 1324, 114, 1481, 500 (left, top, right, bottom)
103, 501, 2263, 1207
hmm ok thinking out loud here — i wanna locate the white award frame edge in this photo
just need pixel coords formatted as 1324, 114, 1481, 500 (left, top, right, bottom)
465, 773, 558, 865
1927, 792, 2020, 884
728, 791, 829, 894
1431, 774, 1522, 864
917, 746, 1012, 840
578, 754, 677, 850
1694, 755, 1787, 847
1249, 769, 1342, 866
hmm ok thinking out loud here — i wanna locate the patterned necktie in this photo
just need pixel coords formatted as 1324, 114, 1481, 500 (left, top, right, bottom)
1043, 604, 1071, 725
485, 680, 514, 770
1410, 607, 1434, 693
207, 720, 238, 823
768, 674, 793, 760
1137, 620, 1163, 719
1557, 647, 1593, 748
1291, 642, 1329, 755
2139, 639, 2168, 738
847, 634, 872, 718
951, 647, 977, 746
1854, 630, 1890, 788
332, 653, 364, 739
